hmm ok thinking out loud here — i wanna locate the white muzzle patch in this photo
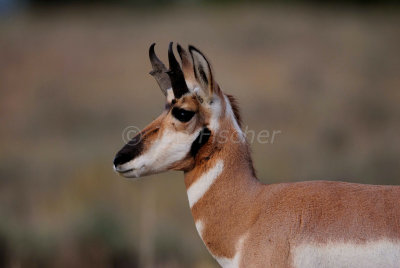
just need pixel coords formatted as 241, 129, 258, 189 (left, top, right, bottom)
118, 128, 201, 178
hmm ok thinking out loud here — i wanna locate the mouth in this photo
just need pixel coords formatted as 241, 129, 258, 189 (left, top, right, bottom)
113, 164, 146, 178
113, 165, 134, 174
118, 168, 134, 174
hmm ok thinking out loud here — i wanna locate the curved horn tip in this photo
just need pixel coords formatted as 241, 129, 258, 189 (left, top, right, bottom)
149, 44, 153, 56
168, 42, 175, 58
149, 42, 167, 70
149, 43, 156, 52
149, 43, 156, 55
149, 43, 157, 60
168, 42, 180, 68
148, 42, 172, 96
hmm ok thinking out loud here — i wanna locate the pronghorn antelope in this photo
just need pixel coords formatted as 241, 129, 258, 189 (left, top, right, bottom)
113, 43, 400, 268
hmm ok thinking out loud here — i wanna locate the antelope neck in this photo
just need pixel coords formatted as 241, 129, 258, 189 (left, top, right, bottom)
183, 138, 258, 191
183, 124, 261, 259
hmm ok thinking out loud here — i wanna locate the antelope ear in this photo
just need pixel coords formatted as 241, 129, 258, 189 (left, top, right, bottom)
189, 45, 215, 103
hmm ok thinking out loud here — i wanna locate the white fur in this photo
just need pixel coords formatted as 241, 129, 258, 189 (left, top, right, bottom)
191, 48, 212, 91
196, 219, 247, 268
215, 234, 247, 268
119, 128, 201, 178
187, 160, 224, 208
293, 240, 400, 268
224, 95, 245, 143
208, 95, 222, 132
166, 88, 174, 103
195, 220, 204, 238
191, 85, 222, 132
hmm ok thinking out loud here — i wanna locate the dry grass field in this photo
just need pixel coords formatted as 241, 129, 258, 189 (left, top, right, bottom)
0, 4, 399, 267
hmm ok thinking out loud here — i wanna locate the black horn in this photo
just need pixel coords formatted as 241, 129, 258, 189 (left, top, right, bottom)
167, 42, 189, 99
149, 43, 171, 96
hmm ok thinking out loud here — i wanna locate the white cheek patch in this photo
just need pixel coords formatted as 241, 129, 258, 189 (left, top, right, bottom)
124, 128, 201, 176
293, 240, 400, 268
187, 160, 224, 208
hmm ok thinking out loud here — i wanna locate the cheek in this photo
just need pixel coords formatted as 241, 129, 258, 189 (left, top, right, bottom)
171, 117, 198, 134
166, 130, 199, 156
167, 127, 203, 158
144, 128, 201, 168
185, 120, 198, 133
169, 157, 195, 171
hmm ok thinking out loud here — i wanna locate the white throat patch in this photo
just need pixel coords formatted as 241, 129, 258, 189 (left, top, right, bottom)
187, 160, 224, 208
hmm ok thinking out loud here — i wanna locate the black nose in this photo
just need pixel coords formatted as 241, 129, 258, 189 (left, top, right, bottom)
113, 153, 133, 167
113, 135, 144, 167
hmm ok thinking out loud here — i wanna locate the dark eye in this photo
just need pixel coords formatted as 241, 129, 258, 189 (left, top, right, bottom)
172, 108, 195, 122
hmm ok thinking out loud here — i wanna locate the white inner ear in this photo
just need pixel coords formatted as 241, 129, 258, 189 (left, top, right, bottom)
191, 50, 212, 100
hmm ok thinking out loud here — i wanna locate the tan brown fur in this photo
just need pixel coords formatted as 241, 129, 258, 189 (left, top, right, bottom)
138, 92, 400, 266
185, 106, 400, 266
179, 47, 400, 266
226, 94, 242, 127
185, 116, 260, 258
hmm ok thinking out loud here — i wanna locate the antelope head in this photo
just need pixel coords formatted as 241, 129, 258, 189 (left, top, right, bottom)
113, 42, 239, 178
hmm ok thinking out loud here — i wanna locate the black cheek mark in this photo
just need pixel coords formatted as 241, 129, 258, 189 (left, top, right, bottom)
190, 127, 211, 157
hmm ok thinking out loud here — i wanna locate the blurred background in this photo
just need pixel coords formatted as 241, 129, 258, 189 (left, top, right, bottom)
0, 0, 399, 267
